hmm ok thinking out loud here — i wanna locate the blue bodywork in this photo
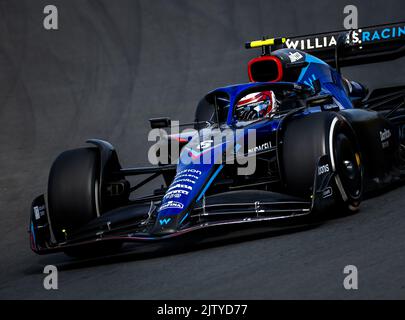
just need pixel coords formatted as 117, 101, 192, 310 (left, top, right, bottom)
154, 49, 359, 234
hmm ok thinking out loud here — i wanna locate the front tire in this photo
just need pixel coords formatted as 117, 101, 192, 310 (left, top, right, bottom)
48, 148, 100, 242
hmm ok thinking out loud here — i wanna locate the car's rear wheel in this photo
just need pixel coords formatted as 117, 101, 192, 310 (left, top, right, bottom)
281, 112, 363, 214
332, 129, 363, 211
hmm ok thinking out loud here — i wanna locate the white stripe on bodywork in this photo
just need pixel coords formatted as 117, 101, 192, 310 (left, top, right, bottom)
329, 117, 348, 202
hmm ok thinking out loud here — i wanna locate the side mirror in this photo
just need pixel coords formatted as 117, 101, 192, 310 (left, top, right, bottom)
149, 117, 171, 129
306, 94, 334, 107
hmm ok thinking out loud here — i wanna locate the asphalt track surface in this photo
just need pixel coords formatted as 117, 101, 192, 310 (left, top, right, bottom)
1, 0, 405, 299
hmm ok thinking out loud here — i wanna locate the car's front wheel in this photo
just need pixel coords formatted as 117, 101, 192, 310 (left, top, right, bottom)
47, 147, 100, 243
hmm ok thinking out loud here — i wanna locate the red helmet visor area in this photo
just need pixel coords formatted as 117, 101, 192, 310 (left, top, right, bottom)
248, 56, 283, 82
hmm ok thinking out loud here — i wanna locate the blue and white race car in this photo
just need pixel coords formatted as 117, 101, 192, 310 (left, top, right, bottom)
30, 22, 405, 257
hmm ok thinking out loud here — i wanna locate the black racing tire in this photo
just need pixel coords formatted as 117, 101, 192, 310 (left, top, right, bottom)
48, 147, 100, 242
281, 112, 363, 213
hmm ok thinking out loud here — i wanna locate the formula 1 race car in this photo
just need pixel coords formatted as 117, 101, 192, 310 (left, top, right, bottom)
30, 22, 405, 257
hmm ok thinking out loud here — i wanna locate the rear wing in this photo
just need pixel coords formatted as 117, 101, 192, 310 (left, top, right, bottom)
246, 21, 405, 68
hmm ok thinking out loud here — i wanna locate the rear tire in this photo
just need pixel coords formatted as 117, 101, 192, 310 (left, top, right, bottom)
281, 112, 363, 213
48, 148, 99, 242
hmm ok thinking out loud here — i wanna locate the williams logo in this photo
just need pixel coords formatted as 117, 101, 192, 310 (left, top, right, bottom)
286, 36, 337, 50
286, 25, 405, 51
159, 218, 172, 225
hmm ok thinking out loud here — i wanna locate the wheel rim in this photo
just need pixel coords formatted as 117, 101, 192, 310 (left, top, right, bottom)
334, 133, 362, 200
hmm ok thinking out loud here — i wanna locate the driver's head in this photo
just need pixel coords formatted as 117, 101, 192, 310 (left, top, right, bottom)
237, 90, 278, 121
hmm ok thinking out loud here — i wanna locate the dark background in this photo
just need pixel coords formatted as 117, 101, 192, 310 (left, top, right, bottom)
0, 0, 405, 299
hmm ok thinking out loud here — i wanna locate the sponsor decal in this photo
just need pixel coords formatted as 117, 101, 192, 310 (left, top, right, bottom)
318, 164, 330, 176
158, 201, 184, 212
380, 129, 392, 141
172, 178, 196, 184
34, 206, 41, 220
288, 51, 304, 62
248, 141, 272, 153
174, 173, 200, 180
167, 183, 193, 191
163, 189, 189, 199
322, 187, 333, 198
286, 36, 337, 50
197, 140, 214, 151
178, 169, 202, 175
163, 193, 183, 200
285, 25, 405, 51
163, 168, 202, 202
380, 129, 392, 149
321, 103, 339, 111
361, 26, 405, 43
33, 205, 46, 220
164, 193, 182, 200
188, 141, 227, 160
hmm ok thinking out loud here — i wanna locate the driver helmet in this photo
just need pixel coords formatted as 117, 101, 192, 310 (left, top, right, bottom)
237, 90, 278, 120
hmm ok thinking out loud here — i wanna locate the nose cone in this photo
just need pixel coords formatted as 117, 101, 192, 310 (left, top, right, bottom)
153, 163, 213, 235
151, 214, 183, 235
153, 129, 230, 235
